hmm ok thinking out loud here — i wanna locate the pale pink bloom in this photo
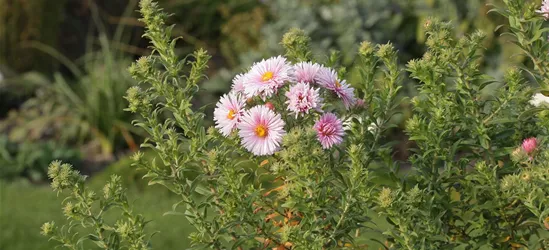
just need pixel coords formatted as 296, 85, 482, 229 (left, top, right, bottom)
292, 62, 321, 84
238, 105, 286, 155
522, 137, 537, 155
315, 67, 356, 109
355, 99, 365, 108
537, 0, 549, 19
214, 93, 246, 137
244, 56, 292, 99
285, 82, 323, 117
231, 73, 246, 94
314, 113, 344, 149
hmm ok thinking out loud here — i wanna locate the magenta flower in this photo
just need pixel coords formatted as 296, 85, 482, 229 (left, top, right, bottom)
285, 82, 323, 117
315, 67, 356, 109
231, 73, 247, 94
537, 0, 549, 19
244, 56, 292, 99
238, 105, 286, 156
213, 93, 246, 137
314, 113, 345, 149
292, 62, 321, 84
522, 137, 537, 155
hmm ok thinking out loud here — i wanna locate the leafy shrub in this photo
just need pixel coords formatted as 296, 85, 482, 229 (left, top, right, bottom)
44, 0, 549, 249
0, 135, 81, 182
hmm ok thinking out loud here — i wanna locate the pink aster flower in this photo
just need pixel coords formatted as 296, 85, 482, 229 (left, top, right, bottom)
537, 0, 549, 19
244, 56, 292, 99
292, 62, 321, 84
231, 73, 246, 94
314, 113, 344, 149
522, 137, 537, 155
214, 93, 246, 137
238, 105, 286, 156
315, 67, 356, 109
285, 82, 323, 117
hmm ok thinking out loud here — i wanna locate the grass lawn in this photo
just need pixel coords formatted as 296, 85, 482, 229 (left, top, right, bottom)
0, 178, 195, 249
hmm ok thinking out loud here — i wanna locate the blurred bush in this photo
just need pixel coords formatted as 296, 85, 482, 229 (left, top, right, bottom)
410, 0, 523, 76
0, 2, 142, 182
0, 135, 81, 182
208, 0, 521, 92
0, 0, 66, 73
0, 38, 140, 160
0, 0, 67, 115
158, 0, 266, 67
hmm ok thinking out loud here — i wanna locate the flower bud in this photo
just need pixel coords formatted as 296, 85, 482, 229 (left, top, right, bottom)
475, 161, 488, 172
125, 86, 145, 113
378, 187, 394, 208
376, 43, 396, 61
358, 41, 375, 58
354, 99, 365, 109
521, 172, 531, 182
131, 151, 144, 162
424, 18, 435, 31
207, 126, 217, 136
116, 220, 132, 239
41, 222, 56, 236
522, 137, 537, 155
265, 102, 275, 111
510, 147, 527, 163
63, 202, 77, 218
103, 175, 123, 200
500, 174, 521, 192
470, 30, 486, 45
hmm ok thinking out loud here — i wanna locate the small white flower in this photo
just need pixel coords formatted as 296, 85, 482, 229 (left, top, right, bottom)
529, 93, 549, 107
342, 115, 360, 131
367, 118, 383, 135
343, 116, 382, 135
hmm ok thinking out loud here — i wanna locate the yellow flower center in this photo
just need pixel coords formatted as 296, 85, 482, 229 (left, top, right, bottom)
255, 124, 268, 137
335, 80, 341, 88
262, 71, 274, 82
227, 109, 236, 120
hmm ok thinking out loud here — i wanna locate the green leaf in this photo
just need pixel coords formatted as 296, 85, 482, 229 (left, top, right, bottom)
163, 211, 185, 216
519, 108, 544, 120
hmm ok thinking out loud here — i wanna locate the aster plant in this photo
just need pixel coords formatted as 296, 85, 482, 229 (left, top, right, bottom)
41, 161, 150, 250
123, 1, 397, 248
44, 0, 549, 249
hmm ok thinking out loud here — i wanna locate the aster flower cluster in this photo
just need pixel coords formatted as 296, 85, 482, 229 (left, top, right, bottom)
214, 56, 357, 155
538, 0, 549, 19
